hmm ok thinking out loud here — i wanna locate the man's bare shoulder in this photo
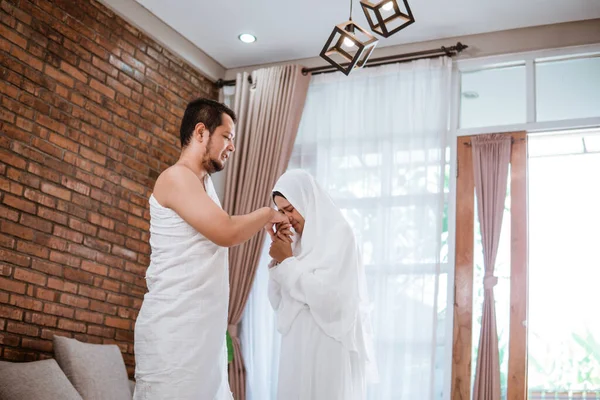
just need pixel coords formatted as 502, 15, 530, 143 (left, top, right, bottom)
153, 164, 204, 206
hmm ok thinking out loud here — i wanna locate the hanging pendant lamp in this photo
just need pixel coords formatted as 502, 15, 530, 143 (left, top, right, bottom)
360, 0, 415, 38
319, 0, 378, 76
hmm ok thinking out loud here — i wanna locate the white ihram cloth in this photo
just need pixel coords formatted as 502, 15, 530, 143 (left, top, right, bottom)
134, 175, 233, 400
268, 170, 378, 400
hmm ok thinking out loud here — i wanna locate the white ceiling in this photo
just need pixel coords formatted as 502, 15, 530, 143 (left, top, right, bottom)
134, 0, 600, 69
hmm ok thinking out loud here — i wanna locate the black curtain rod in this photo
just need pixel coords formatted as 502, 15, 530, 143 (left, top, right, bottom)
215, 42, 467, 88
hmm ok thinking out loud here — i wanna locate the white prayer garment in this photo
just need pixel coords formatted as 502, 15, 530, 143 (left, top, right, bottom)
268, 170, 378, 400
133, 175, 233, 400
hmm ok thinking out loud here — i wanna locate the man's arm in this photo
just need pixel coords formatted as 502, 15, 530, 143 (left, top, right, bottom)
159, 167, 287, 247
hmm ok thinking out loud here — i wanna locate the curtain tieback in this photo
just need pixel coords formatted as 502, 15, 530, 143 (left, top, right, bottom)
483, 274, 498, 289
228, 324, 239, 338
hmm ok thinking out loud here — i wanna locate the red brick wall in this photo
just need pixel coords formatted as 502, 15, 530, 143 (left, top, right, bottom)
0, 0, 218, 376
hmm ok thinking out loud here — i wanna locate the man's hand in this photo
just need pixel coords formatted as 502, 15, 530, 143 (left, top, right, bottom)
264, 210, 290, 241
269, 237, 293, 263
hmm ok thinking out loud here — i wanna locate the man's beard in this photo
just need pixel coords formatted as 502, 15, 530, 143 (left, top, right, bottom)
201, 138, 225, 174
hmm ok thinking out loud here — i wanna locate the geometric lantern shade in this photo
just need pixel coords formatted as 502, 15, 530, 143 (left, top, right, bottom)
319, 20, 379, 76
360, 0, 415, 38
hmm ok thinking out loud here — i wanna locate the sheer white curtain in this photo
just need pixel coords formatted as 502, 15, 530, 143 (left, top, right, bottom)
242, 57, 453, 400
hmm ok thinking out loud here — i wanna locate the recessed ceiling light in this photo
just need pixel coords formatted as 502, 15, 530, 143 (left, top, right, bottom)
238, 33, 256, 44
462, 91, 479, 99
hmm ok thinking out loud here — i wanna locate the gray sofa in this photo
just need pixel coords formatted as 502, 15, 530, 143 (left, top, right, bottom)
0, 336, 135, 400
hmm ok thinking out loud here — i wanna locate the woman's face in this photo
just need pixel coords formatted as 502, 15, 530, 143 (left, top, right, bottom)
274, 196, 305, 234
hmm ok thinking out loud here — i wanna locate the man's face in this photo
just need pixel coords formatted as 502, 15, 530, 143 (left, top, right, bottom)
203, 113, 236, 174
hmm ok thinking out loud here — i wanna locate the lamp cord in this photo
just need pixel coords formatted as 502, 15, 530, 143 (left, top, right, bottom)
349, 0, 353, 21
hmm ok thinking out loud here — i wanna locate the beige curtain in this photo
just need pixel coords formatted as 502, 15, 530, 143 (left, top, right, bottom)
471, 134, 512, 400
224, 65, 310, 400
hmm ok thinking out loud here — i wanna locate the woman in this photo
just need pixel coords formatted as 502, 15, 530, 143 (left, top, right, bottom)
267, 169, 378, 400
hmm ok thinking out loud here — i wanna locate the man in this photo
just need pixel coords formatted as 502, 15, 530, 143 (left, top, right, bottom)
133, 98, 289, 400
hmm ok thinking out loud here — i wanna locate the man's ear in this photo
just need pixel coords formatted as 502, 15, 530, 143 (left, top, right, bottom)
193, 122, 208, 143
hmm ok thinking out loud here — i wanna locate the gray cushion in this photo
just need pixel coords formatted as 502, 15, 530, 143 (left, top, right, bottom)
53, 335, 131, 400
129, 379, 136, 396
0, 359, 83, 400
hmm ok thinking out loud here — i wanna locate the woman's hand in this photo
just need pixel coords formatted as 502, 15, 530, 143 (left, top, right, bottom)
269, 237, 293, 263
275, 222, 293, 243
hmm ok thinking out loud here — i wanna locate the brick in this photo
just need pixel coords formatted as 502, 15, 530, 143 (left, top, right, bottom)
105, 316, 130, 330
111, 245, 138, 262
60, 61, 87, 83
53, 225, 84, 243
83, 101, 112, 123
34, 287, 59, 302
87, 324, 115, 338
79, 286, 107, 302
41, 328, 72, 341
49, 251, 81, 269
1, 220, 35, 240
47, 277, 78, 294
0, 304, 23, 320
43, 303, 75, 319
36, 113, 66, 135
90, 79, 115, 99
6, 168, 41, 189
64, 267, 94, 285
91, 56, 118, 78
106, 293, 132, 307
3, 194, 36, 214
126, 215, 149, 231
0, 248, 31, 267
31, 137, 63, 159
31, 313, 58, 327
0, 205, 19, 222
0, 277, 26, 294
0, 331, 20, 347
9, 294, 43, 311
75, 309, 103, 324
40, 182, 71, 201
3, 348, 37, 361
14, 268, 46, 286
80, 146, 106, 165
67, 243, 98, 261
20, 214, 52, 233
74, 81, 103, 104
115, 329, 134, 342
58, 318, 86, 333
0, 176, 22, 196
101, 278, 120, 292
0, 23, 27, 49
16, 241, 49, 259
34, 233, 68, 252
90, 188, 112, 205
30, 259, 61, 278
21, 338, 53, 352
7, 321, 39, 336
83, 236, 111, 253
60, 293, 90, 309
24, 188, 57, 208
78, 60, 106, 82
9, 46, 43, 71
37, 206, 68, 225
67, 219, 97, 237
107, 76, 131, 97
98, 229, 124, 246
55, 200, 87, 220
0, 264, 13, 277
0, 233, 14, 249
80, 37, 108, 59
28, 163, 61, 184
48, 132, 79, 153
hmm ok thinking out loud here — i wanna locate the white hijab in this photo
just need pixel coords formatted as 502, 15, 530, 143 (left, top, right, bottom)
272, 169, 377, 379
